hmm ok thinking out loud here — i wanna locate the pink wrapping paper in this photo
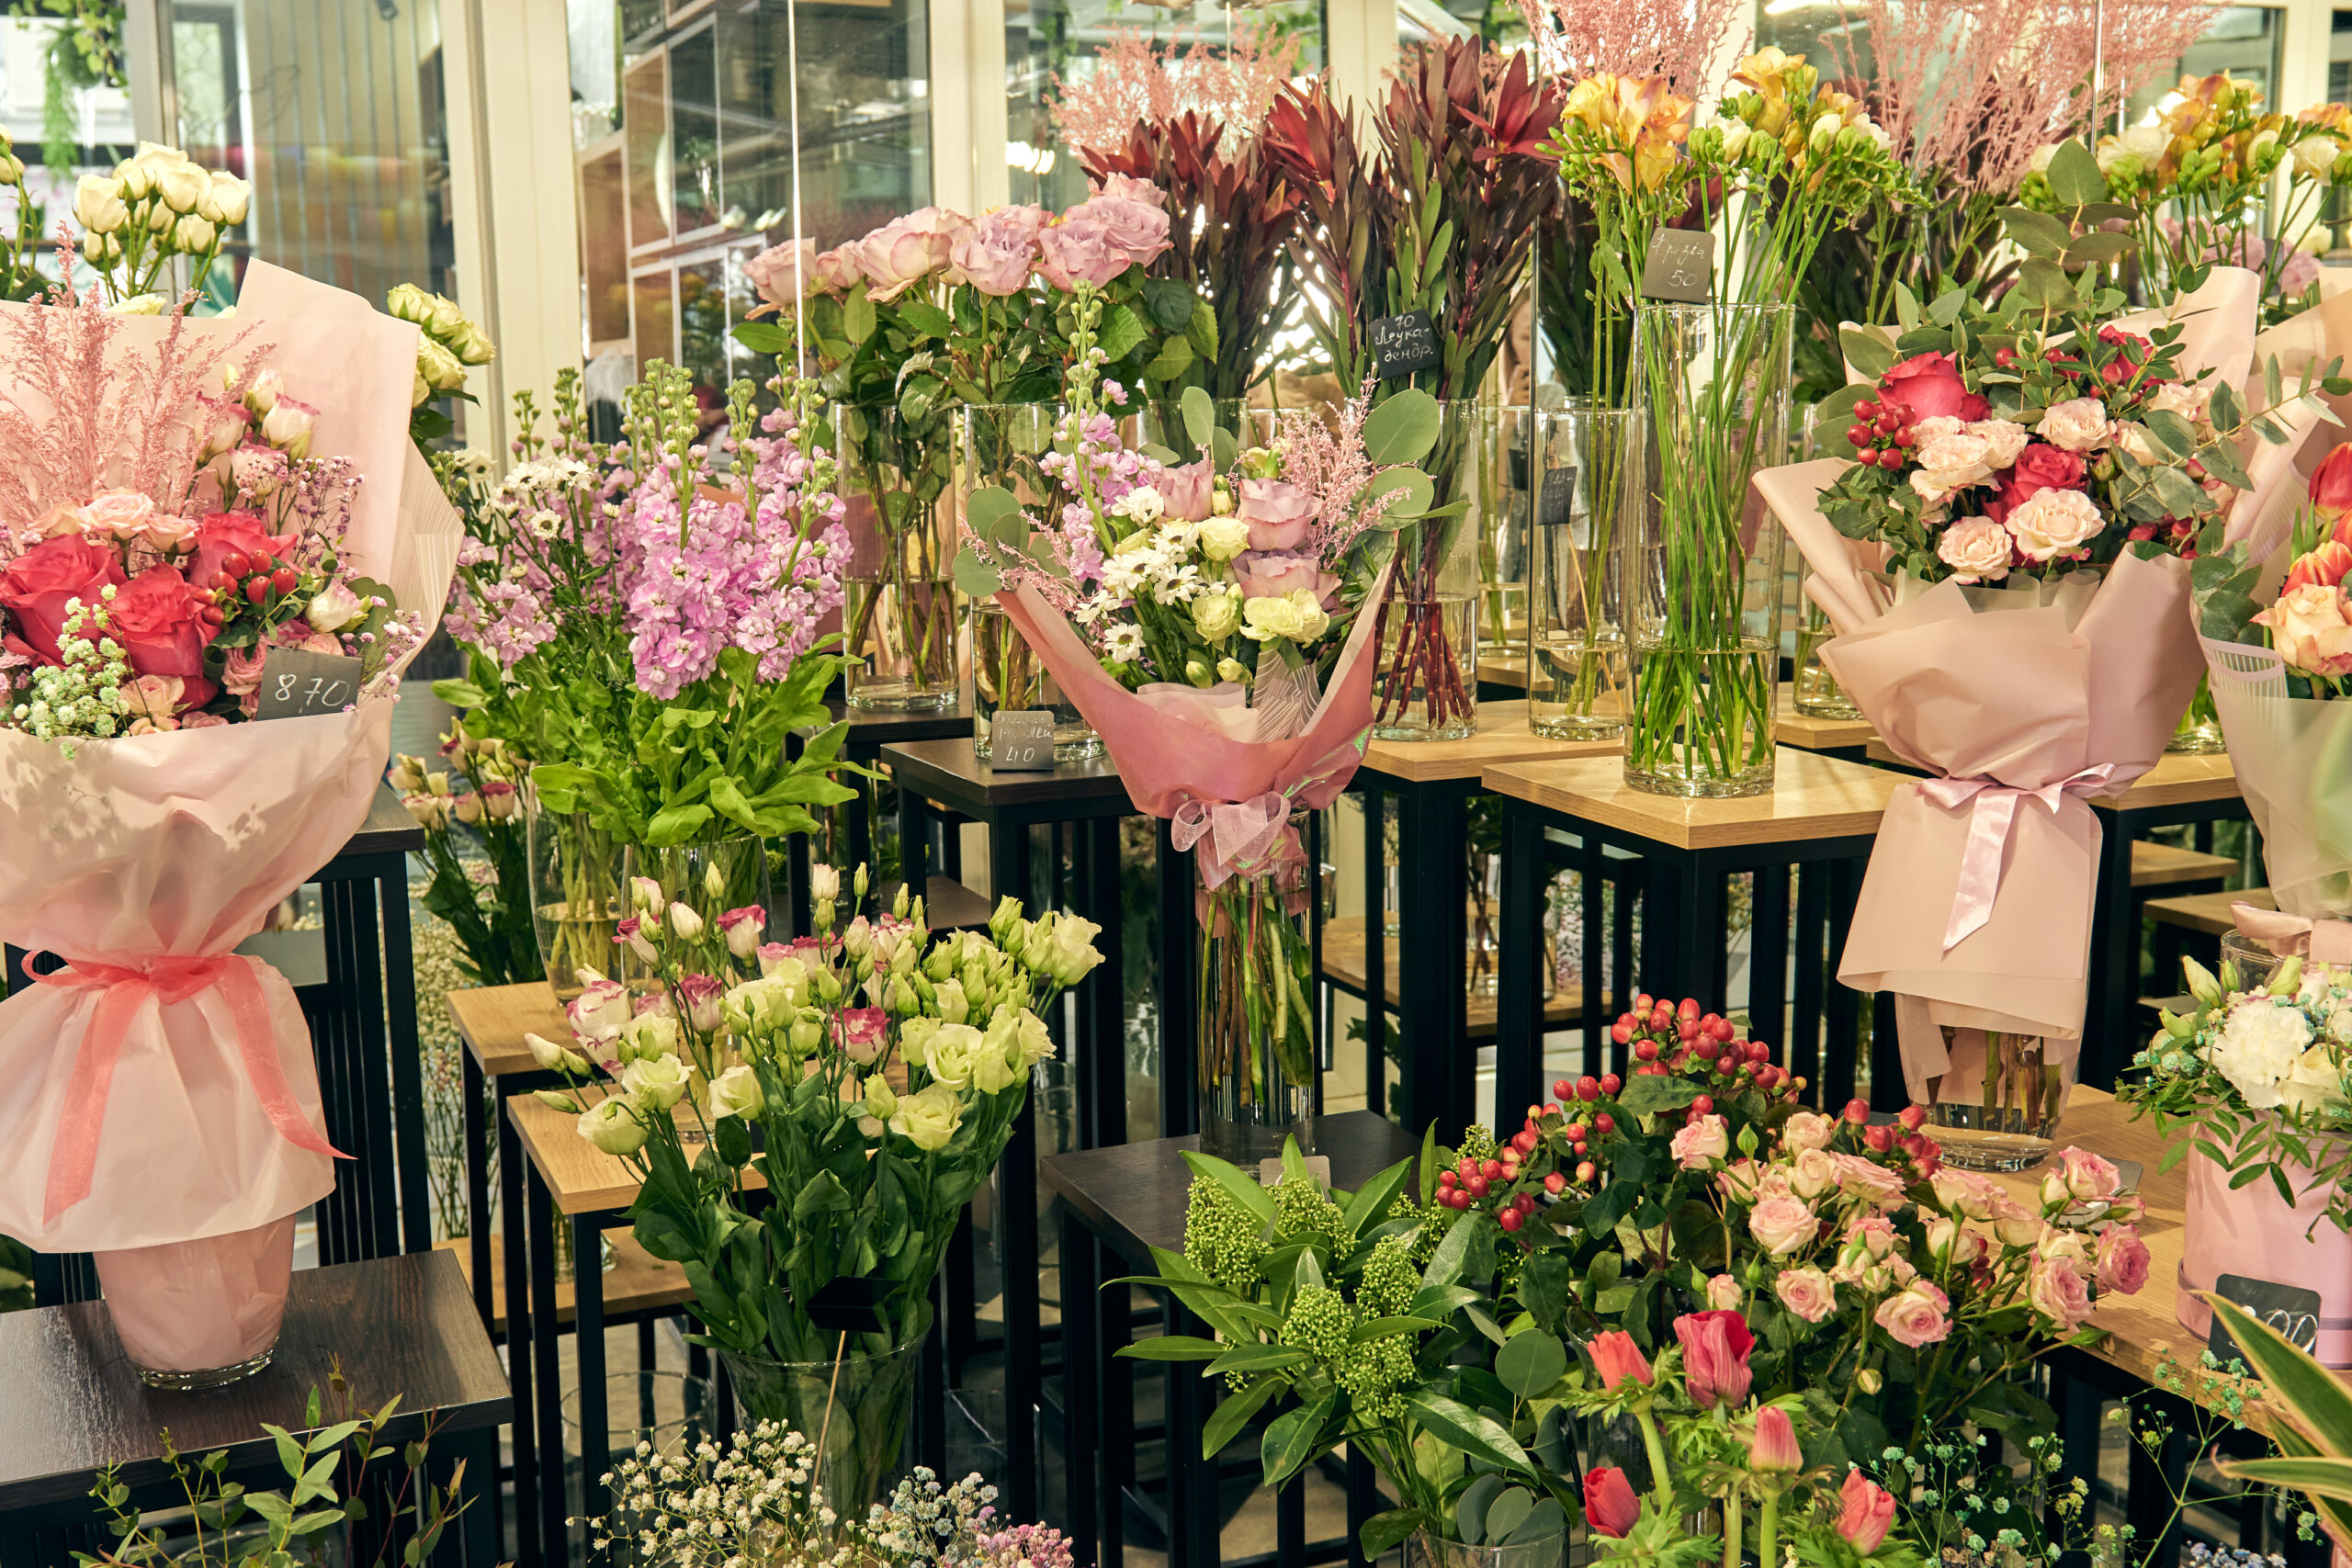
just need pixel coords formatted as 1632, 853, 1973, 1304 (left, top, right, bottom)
0, 265, 460, 1253
93, 1213, 295, 1372
1757, 268, 2318, 1100
994, 564, 1392, 827
2177, 1148, 2352, 1367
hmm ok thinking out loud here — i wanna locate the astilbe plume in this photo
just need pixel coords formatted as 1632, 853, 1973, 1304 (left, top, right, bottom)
1287, 376, 1405, 563
1082, 111, 1304, 400
1516, 0, 1747, 101
1049, 17, 1302, 158
1969, 0, 2218, 195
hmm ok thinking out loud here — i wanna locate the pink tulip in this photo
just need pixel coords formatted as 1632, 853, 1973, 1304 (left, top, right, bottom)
1587, 1330, 1652, 1390
1672, 1311, 1755, 1409
1838, 1471, 1895, 1553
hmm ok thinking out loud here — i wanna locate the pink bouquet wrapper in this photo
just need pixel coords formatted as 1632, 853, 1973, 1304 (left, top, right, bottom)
1756, 268, 2317, 1100
0, 262, 460, 1271
994, 568, 1391, 880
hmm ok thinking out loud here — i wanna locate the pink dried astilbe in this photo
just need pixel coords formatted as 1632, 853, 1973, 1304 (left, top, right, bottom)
1049, 17, 1303, 157
1290, 378, 1407, 565
1516, 0, 1747, 100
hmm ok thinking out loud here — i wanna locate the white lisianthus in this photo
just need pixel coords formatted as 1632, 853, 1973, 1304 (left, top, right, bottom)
579, 1096, 649, 1156
620, 1053, 692, 1110
709, 1064, 765, 1120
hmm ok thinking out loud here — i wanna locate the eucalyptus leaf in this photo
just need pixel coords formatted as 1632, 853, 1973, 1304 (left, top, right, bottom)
1363, 389, 1442, 466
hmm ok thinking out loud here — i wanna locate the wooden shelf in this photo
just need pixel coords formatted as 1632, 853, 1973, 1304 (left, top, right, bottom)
1773, 684, 1876, 753
508, 1089, 771, 1216
1360, 699, 1623, 785
1482, 748, 1903, 852
435, 1232, 692, 1332
2130, 840, 2235, 889
1318, 917, 1581, 1039
877, 874, 995, 930
2147, 886, 2272, 938
448, 981, 571, 1077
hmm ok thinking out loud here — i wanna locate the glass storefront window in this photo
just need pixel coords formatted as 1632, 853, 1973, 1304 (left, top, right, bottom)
2125, 6, 2283, 124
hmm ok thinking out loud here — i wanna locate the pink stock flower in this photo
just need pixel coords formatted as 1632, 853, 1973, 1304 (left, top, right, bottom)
1838, 1472, 1896, 1553
1672, 1311, 1754, 1408
1587, 1329, 1652, 1389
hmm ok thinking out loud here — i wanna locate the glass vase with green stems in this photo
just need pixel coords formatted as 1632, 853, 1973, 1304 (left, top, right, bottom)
833, 401, 961, 712
1526, 402, 1633, 739
526, 801, 626, 1000
1194, 810, 1317, 1162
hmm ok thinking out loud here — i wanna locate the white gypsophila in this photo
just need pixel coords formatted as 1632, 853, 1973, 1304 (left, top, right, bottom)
2208, 998, 2320, 1109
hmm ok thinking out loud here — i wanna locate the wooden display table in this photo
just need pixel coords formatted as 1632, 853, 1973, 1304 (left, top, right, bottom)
1353, 700, 1623, 1134
1773, 683, 1877, 757
1317, 916, 1584, 1041
1482, 749, 1907, 1116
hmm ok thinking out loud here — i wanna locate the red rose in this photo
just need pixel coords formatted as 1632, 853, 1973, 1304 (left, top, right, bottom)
1984, 443, 2087, 523
0, 536, 125, 664
1877, 352, 1988, 425
108, 565, 220, 705
186, 509, 297, 590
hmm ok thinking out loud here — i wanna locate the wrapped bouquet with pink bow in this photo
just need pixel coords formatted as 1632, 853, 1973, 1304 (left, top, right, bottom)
955, 291, 1446, 1156
1755, 186, 2336, 1164
0, 259, 458, 1386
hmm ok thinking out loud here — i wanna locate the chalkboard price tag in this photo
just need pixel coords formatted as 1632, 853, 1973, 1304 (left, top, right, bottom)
2208, 1272, 2323, 1364
1641, 229, 1715, 305
1371, 310, 1441, 379
986, 710, 1057, 771
1536, 466, 1578, 529
254, 648, 367, 721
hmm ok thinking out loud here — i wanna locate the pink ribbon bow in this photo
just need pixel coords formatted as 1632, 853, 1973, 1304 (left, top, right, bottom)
2232, 902, 2352, 964
34, 953, 345, 1224
1171, 791, 1295, 889
1916, 765, 2116, 953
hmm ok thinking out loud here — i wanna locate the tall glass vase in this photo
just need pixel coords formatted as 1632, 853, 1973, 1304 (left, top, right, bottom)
1374, 400, 1493, 742
618, 835, 774, 1004
718, 1337, 923, 1510
969, 602, 1100, 762
1624, 302, 1791, 797
526, 787, 627, 1000
1141, 396, 1273, 465
2169, 674, 2227, 753
833, 404, 961, 712
1527, 403, 1632, 739
1195, 812, 1315, 1162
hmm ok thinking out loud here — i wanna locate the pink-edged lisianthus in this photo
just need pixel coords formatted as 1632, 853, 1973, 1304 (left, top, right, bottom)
676, 973, 726, 1033
716, 905, 766, 960
837, 1007, 889, 1066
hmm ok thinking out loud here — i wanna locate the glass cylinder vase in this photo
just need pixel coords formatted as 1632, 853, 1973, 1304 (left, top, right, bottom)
93, 1213, 296, 1390
719, 1336, 923, 1511
1141, 396, 1274, 467
1624, 302, 1791, 797
1195, 812, 1316, 1162
1792, 595, 1860, 719
1921, 1030, 2074, 1172
970, 602, 1100, 762
618, 834, 774, 1012
1374, 401, 1494, 742
1409, 1527, 1566, 1568
2169, 673, 2227, 753
1527, 403, 1632, 739
832, 403, 962, 713
526, 790, 628, 1001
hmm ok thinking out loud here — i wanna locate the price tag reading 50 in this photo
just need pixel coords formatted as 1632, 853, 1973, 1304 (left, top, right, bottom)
254, 648, 369, 722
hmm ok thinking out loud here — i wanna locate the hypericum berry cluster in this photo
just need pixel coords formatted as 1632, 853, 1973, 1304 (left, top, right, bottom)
1843, 393, 1916, 471
1611, 993, 1803, 1096
1843, 1095, 1941, 1168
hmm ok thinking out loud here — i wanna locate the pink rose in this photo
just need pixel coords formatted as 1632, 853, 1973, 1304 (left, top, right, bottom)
854, 207, 968, 303
1671, 1112, 1730, 1169
1672, 1310, 1754, 1408
119, 672, 186, 720
1093, 173, 1165, 209
2034, 397, 2113, 454
746, 240, 858, 310
1748, 1194, 1819, 1256
186, 510, 297, 591
1838, 1472, 1896, 1553
107, 565, 220, 694
949, 205, 1050, 297
1873, 1281, 1952, 1348
2094, 1224, 2151, 1294
179, 711, 229, 728
1237, 478, 1315, 550
221, 642, 270, 696
1587, 1329, 1652, 1389
1985, 442, 2087, 522
1936, 516, 2013, 584
1788, 1146, 1838, 1201
1878, 351, 1986, 424
2258, 583, 2352, 676
74, 489, 159, 542
1231, 550, 1338, 605
1781, 1111, 1834, 1152
2056, 1145, 2121, 1201
1159, 457, 1215, 523
2005, 486, 2105, 561
1717, 1158, 1766, 1201
1705, 1272, 1742, 1310
1929, 1167, 2002, 1220
0, 536, 126, 664
1831, 1152, 1909, 1211
2027, 1251, 2095, 1330
1773, 1266, 1837, 1323
1844, 1213, 1897, 1258
1080, 192, 1173, 269
1035, 209, 1131, 291
837, 1006, 889, 1066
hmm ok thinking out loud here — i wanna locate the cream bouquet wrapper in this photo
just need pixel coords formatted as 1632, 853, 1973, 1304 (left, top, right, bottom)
1757, 266, 2317, 1100
0, 263, 459, 1369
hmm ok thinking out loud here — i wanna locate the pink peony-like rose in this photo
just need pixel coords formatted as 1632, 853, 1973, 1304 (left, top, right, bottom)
950, 205, 1050, 297
1093, 172, 1165, 209
1035, 209, 1132, 291
1238, 478, 1315, 550
1159, 457, 1216, 523
0, 536, 126, 664
1936, 515, 2014, 583
854, 207, 969, 303
220, 642, 270, 696
1878, 351, 1986, 424
2056, 1145, 2121, 1201
746, 240, 859, 310
1749, 1194, 1819, 1255
2035, 397, 2113, 453
179, 711, 229, 728
2005, 486, 2105, 561
107, 565, 220, 694
1873, 1281, 1952, 1347
1906, 431, 1995, 502
1774, 1267, 1837, 1323
1838, 1472, 1897, 1553
2027, 1250, 2095, 1329
2257, 582, 2352, 675
2094, 1224, 2151, 1294
1673, 1310, 1755, 1408
74, 488, 159, 542
1672, 1112, 1730, 1169
1082, 191, 1173, 269
1231, 549, 1338, 605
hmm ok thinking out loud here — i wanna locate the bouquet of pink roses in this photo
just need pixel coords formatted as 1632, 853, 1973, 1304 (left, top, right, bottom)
0, 258, 457, 1386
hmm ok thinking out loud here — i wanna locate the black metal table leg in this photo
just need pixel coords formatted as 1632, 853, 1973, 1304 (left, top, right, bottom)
1080, 818, 1125, 1149
1579, 832, 1605, 1075
378, 858, 428, 1255
1791, 863, 1828, 1090
1158, 818, 1198, 1137
1396, 787, 1468, 1132
1060, 1205, 1102, 1568
1165, 1300, 1220, 1568
1495, 798, 1546, 1120
1360, 789, 1386, 1118
462, 1051, 492, 1328
527, 1167, 565, 1562
2085, 808, 2144, 1090
501, 1098, 537, 1568
575, 1214, 609, 1567
1750, 863, 1790, 1052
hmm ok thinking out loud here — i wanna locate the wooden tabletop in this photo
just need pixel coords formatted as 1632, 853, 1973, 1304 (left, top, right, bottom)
1773, 685, 1876, 753
435, 1231, 690, 1334
1481, 747, 1904, 852
0, 1251, 506, 1515
1042, 1110, 1424, 1268
448, 981, 571, 1078
1862, 742, 2241, 812
507, 1087, 769, 1216
340, 782, 426, 860
1358, 699, 1623, 786
878, 737, 1134, 818
1476, 653, 1531, 691
879, 874, 998, 931
1319, 917, 1583, 1039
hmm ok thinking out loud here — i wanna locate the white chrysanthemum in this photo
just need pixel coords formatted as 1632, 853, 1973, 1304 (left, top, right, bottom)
2208, 998, 2318, 1108
1102, 624, 1147, 663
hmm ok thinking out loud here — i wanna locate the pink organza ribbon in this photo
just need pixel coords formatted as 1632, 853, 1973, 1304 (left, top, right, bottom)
1916, 766, 2116, 952
34, 954, 344, 1224
2232, 902, 2352, 964
1171, 792, 1293, 888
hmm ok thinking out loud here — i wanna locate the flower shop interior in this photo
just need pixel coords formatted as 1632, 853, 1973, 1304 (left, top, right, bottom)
19, 0, 2352, 1565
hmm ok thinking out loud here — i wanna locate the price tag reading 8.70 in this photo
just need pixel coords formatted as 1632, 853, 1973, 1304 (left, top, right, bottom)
254, 648, 368, 722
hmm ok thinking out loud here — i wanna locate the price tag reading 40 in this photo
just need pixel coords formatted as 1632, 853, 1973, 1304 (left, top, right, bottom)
986, 711, 1057, 771
254, 648, 368, 722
